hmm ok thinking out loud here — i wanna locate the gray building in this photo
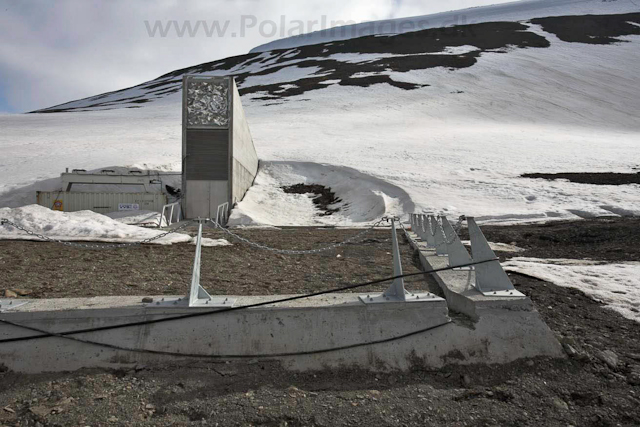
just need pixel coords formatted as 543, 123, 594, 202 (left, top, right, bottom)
181, 75, 258, 219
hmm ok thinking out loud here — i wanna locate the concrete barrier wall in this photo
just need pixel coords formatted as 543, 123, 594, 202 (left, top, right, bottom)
231, 79, 258, 205
0, 290, 564, 374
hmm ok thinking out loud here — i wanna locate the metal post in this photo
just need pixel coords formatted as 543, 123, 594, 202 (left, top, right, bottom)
440, 216, 473, 269
384, 217, 407, 301
467, 217, 522, 297
421, 214, 437, 248
413, 214, 425, 240
360, 217, 440, 304
188, 219, 237, 307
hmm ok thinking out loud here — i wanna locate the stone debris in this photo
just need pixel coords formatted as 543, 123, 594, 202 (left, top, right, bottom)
597, 350, 619, 369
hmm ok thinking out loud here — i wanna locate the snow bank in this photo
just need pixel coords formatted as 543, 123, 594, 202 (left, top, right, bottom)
105, 210, 165, 227
503, 257, 640, 323
228, 161, 414, 226
0, 204, 229, 246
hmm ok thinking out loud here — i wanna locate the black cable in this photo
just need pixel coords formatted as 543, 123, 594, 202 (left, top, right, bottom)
0, 257, 496, 346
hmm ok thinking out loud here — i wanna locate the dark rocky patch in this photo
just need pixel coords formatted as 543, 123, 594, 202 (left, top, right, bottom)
532, 13, 640, 44
522, 172, 640, 185
234, 21, 548, 98
282, 184, 342, 216
458, 216, 640, 262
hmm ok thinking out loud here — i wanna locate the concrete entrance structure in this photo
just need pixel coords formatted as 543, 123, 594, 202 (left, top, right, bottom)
182, 75, 258, 219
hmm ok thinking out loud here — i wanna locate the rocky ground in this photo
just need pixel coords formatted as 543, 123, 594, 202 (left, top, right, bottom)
0, 225, 427, 299
0, 217, 639, 426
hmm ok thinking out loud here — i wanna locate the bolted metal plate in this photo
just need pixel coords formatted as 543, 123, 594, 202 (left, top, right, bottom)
0, 299, 30, 312
359, 292, 444, 304
477, 289, 525, 298
145, 296, 237, 308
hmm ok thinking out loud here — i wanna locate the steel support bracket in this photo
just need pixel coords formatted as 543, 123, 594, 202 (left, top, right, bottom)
187, 220, 236, 308
430, 215, 448, 256
418, 214, 437, 248
440, 216, 473, 270
360, 218, 443, 304
468, 217, 522, 296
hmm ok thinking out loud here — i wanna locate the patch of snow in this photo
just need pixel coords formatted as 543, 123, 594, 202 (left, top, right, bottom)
0, 204, 193, 245
425, 45, 481, 55
276, 84, 299, 91
228, 161, 414, 226
198, 237, 232, 247
104, 210, 165, 227
349, 72, 381, 79
460, 240, 525, 253
503, 257, 640, 323
242, 66, 327, 87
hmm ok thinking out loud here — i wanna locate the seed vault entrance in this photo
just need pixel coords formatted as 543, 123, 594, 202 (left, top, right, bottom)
182, 75, 258, 220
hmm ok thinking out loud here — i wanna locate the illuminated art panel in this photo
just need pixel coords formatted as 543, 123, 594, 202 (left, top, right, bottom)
186, 78, 230, 128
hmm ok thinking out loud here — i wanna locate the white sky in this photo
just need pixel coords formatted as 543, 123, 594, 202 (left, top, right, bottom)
0, 0, 515, 113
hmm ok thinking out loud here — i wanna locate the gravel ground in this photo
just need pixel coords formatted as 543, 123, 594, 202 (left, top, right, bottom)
1, 218, 640, 426
0, 225, 429, 299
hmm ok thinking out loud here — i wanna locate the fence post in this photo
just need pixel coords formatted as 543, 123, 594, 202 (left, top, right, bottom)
188, 219, 237, 307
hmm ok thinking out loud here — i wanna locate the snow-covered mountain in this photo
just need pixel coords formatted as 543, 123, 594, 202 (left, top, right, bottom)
250, 0, 640, 52
0, 0, 639, 226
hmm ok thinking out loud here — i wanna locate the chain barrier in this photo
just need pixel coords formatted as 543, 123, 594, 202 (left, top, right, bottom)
207, 218, 389, 255
0, 218, 197, 250
408, 214, 465, 246
1, 215, 411, 254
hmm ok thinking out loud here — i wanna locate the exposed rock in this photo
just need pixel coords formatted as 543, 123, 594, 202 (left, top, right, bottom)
627, 367, 640, 386
29, 405, 50, 418
141, 297, 153, 303
13, 289, 32, 296
4, 289, 17, 298
598, 350, 619, 369
552, 397, 569, 411
563, 343, 578, 358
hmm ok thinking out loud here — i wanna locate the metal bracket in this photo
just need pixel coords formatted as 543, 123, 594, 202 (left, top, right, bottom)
188, 220, 236, 307
419, 214, 437, 248
440, 216, 473, 270
360, 218, 443, 304
430, 215, 448, 256
467, 217, 520, 295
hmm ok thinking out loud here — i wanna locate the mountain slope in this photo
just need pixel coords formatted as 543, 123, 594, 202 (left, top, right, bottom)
1, 4, 639, 225
249, 0, 639, 52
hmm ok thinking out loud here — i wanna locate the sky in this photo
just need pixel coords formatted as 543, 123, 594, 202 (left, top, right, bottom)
0, 0, 515, 113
